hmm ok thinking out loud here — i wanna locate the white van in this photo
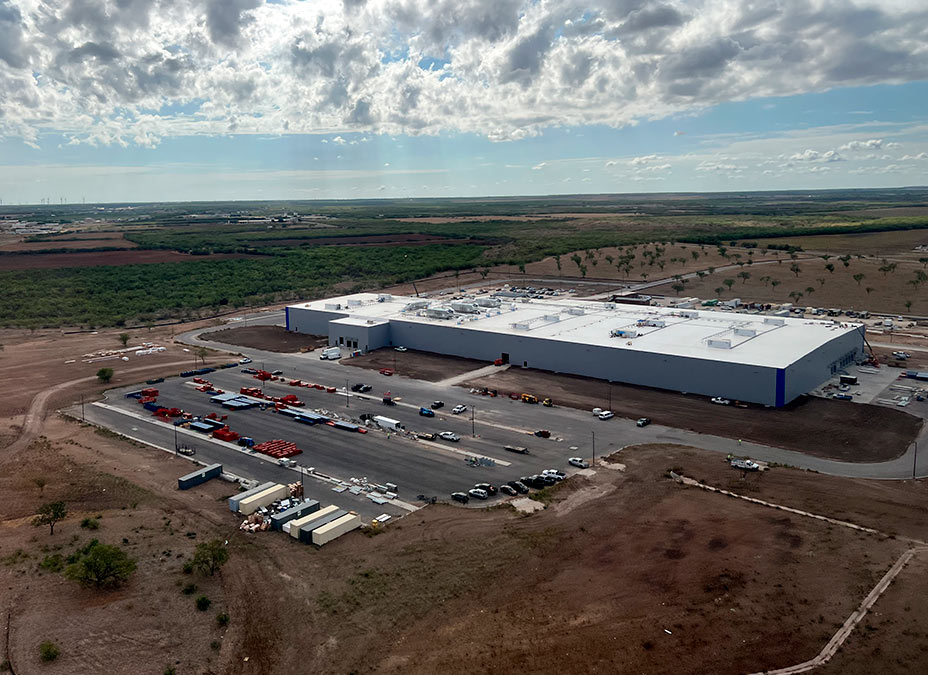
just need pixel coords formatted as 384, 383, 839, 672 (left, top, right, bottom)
319, 346, 341, 360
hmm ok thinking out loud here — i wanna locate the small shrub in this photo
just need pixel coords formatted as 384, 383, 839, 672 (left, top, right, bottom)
80, 518, 100, 530
182, 583, 197, 595
216, 612, 229, 627
195, 595, 211, 611
163, 667, 176, 675
39, 554, 64, 573
182, 561, 194, 575
210, 640, 221, 651
39, 641, 60, 662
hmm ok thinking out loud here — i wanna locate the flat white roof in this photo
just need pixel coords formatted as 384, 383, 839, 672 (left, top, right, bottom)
290, 293, 862, 369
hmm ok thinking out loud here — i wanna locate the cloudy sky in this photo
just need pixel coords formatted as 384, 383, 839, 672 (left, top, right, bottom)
0, 0, 926, 203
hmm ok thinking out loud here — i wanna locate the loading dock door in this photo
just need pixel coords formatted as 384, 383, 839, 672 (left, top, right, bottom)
501, 353, 509, 364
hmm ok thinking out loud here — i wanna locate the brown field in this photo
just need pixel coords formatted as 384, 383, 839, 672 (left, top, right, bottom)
343, 347, 489, 382
201, 325, 328, 353
0, 232, 138, 252
0, 250, 255, 270
463, 367, 922, 462
395, 213, 641, 223
501, 242, 790, 283
4, 429, 928, 674
841, 207, 928, 218
761, 229, 928, 257
649, 255, 928, 315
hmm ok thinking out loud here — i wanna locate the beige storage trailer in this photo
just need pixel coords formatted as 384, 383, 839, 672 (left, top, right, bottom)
312, 512, 362, 546
287, 504, 339, 538
237, 484, 289, 515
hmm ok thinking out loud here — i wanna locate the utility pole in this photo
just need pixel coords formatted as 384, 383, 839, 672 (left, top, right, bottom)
471, 406, 476, 437
608, 383, 612, 411
913, 440, 918, 480
345, 377, 350, 408
80, 394, 85, 422
591, 430, 595, 468
174, 424, 178, 455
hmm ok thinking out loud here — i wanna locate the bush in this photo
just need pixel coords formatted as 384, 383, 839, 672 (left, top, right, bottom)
192, 540, 229, 576
65, 543, 136, 589
216, 612, 229, 627
195, 595, 211, 611
39, 554, 64, 573
96, 367, 114, 383
39, 641, 60, 662
181, 583, 197, 595
181, 561, 194, 575
163, 667, 176, 675
80, 518, 100, 530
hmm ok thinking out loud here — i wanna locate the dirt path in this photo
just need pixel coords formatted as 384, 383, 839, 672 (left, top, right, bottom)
0, 359, 210, 467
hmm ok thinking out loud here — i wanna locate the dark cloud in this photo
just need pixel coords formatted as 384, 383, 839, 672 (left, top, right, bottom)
620, 4, 687, 33
0, 0, 28, 68
68, 41, 121, 63
206, 0, 262, 48
499, 24, 555, 87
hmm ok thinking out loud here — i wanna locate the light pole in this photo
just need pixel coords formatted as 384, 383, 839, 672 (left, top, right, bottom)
913, 440, 918, 480
471, 406, 476, 437
591, 430, 595, 468
80, 394, 85, 422
345, 377, 350, 408
174, 423, 178, 455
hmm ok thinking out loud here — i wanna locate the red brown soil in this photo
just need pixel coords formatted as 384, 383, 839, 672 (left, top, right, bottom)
462, 367, 922, 462
394, 213, 639, 223
342, 347, 489, 382
0, 250, 255, 270
0, 233, 138, 252
201, 325, 328, 353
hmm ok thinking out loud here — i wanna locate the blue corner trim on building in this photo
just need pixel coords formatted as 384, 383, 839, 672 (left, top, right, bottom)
775, 368, 785, 407
285, 306, 290, 331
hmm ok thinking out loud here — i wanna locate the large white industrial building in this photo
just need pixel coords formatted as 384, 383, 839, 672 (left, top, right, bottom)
285, 292, 866, 407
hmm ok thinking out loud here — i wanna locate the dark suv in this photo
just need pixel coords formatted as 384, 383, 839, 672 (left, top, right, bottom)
451, 492, 470, 504
507, 480, 529, 494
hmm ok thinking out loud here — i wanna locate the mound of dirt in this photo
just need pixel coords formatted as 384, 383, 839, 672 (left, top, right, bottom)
201, 325, 327, 353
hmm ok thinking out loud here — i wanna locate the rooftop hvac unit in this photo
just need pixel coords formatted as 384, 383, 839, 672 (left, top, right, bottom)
707, 338, 732, 349
733, 327, 756, 337
679, 310, 699, 318
450, 301, 479, 314
611, 329, 638, 338
475, 297, 501, 308
566, 308, 585, 315
512, 322, 532, 331
324, 303, 342, 310
425, 307, 454, 320
603, 303, 616, 309
377, 294, 393, 302
543, 314, 560, 322
403, 300, 429, 311
763, 317, 786, 325
347, 299, 362, 307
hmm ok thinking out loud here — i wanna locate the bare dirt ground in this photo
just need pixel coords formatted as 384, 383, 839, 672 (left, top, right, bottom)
201, 325, 327, 353
761, 228, 928, 257
649, 255, 928, 315
506, 242, 790, 283
0, 250, 256, 271
244, 233, 469, 247
0, 233, 138, 252
462, 368, 922, 462
341, 347, 489, 382
394, 213, 640, 223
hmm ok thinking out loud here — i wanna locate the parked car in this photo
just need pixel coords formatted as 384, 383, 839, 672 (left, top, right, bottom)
452, 404, 468, 415
520, 475, 543, 489
507, 480, 530, 494
439, 431, 460, 442
417, 432, 437, 441
534, 429, 551, 438
597, 410, 615, 420
893, 351, 911, 360
537, 474, 557, 486
394, 346, 408, 352
271, 369, 283, 375
379, 368, 394, 376
468, 488, 489, 500
431, 401, 445, 409
542, 469, 566, 481
419, 407, 435, 417
241, 368, 258, 374
239, 357, 252, 364
499, 485, 517, 496
451, 492, 470, 504
832, 393, 853, 400
710, 397, 731, 405
636, 417, 651, 427
542, 398, 553, 407
568, 457, 589, 469
351, 383, 372, 392
474, 483, 498, 495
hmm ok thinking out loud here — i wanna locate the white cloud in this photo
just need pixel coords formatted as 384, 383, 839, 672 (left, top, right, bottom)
531, 161, 547, 170
0, 0, 926, 146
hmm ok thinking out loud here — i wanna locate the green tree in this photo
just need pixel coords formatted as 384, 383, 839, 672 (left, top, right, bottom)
789, 263, 801, 277
96, 367, 114, 383
479, 268, 489, 279
723, 278, 735, 291
771, 279, 781, 290
919, 257, 928, 269
824, 263, 835, 274
816, 277, 826, 288
33, 477, 47, 495
737, 271, 751, 284
33, 501, 67, 535
905, 300, 913, 313
865, 287, 874, 296
518, 263, 526, 275
839, 255, 852, 268
579, 264, 588, 278
714, 286, 724, 297
852, 273, 865, 286
805, 286, 815, 296
39, 641, 60, 662
65, 543, 136, 589
192, 539, 229, 576
671, 283, 685, 295
118, 333, 130, 347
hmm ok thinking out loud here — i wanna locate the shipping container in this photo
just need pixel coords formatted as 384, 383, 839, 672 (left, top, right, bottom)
270, 500, 320, 531
298, 509, 347, 544
277, 408, 302, 418
200, 417, 226, 430
237, 484, 289, 515
228, 481, 275, 512
177, 463, 223, 490
188, 421, 213, 433
311, 512, 362, 546
288, 505, 340, 539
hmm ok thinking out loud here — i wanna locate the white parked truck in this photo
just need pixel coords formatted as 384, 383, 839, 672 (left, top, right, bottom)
373, 415, 404, 431
319, 346, 341, 360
